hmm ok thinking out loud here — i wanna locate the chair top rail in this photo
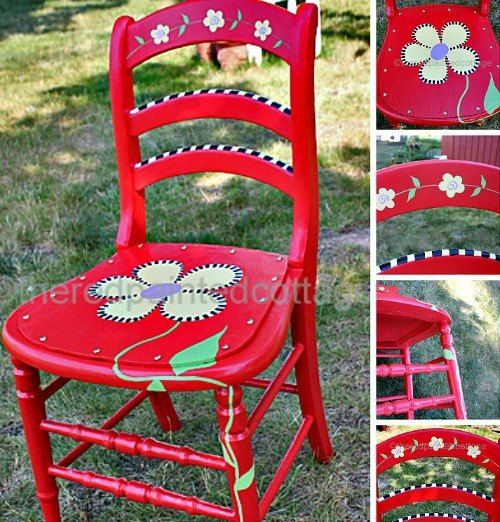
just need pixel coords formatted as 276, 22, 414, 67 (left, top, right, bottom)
124, 0, 299, 68
385, 1, 491, 18
376, 160, 500, 221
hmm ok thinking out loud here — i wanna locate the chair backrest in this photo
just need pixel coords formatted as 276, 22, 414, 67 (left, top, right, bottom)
109, 0, 319, 279
377, 428, 500, 522
385, 0, 491, 17
376, 160, 500, 222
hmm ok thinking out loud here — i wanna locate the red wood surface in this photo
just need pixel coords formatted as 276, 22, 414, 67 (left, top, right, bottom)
1, 2, 334, 520
377, 3, 499, 127
441, 135, 500, 167
376, 428, 500, 521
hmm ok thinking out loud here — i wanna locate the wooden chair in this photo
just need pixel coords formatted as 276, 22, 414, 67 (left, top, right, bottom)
377, 428, 499, 521
376, 285, 466, 419
377, 0, 500, 127
1, 1, 333, 520
376, 159, 500, 275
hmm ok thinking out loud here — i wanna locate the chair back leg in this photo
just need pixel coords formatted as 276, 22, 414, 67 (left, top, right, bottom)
13, 360, 61, 522
402, 345, 414, 420
148, 391, 181, 432
291, 302, 333, 463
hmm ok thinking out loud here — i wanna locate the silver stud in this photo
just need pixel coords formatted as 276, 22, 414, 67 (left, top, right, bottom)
247, 319, 254, 325
39, 336, 47, 342
230, 249, 235, 254
221, 344, 229, 350
259, 297, 266, 303
50, 292, 56, 298
271, 276, 278, 282
383, 92, 387, 97
476, 106, 480, 111
422, 9, 425, 12
181, 245, 187, 250
22, 314, 30, 320
407, 109, 412, 114
154, 354, 162, 361
383, 68, 387, 72
108, 259, 114, 264
93, 348, 101, 354
138, 243, 143, 248
443, 111, 447, 115
392, 29, 396, 32
489, 45, 493, 49
79, 276, 86, 280
277, 256, 283, 261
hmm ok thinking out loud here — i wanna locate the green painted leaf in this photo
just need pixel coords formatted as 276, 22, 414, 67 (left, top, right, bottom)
237, 9, 242, 21
443, 349, 455, 360
470, 187, 481, 197
407, 188, 416, 202
147, 379, 165, 391
454, 437, 458, 445
169, 327, 227, 375
483, 458, 490, 464
413, 439, 418, 446
234, 466, 255, 491
182, 13, 190, 24
484, 73, 500, 115
230, 20, 239, 30
411, 176, 421, 188
179, 24, 186, 36
274, 39, 283, 49
135, 35, 145, 45
480, 175, 486, 188
449, 444, 455, 450
381, 453, 388, 459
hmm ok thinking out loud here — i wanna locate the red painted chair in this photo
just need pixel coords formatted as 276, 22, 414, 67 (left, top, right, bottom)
376, 159, 500, 275
1, 2, 333, 520
376, 285, 466, 419
377, 0, 500, 128
376, 428, 500, 521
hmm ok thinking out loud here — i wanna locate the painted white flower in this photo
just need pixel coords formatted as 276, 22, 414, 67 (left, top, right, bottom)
391, 445, 405, 459
376, 187, 396, 211
89, 260, 242, 323
401, 22, 479, 84
467, 445, 481, 458
438, 173, 465, 198
254, 20, 272, 42
429, 436, 445, 452
150, 24, 170, 45
203, 9, 225, 33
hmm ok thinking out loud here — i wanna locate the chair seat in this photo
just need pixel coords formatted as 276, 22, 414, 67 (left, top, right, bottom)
3, 243, 298, 391
377, 4, 500, 126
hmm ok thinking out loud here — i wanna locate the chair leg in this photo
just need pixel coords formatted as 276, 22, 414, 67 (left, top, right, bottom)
12, 360, 61, 522
291, 302, 333, 463
402, 345, 414, 420
440, 324, 467, 419
148, 391, 181, 432
215, 386, 259, 522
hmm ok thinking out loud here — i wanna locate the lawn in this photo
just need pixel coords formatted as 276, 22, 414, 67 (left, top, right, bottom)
376, 280, 500, 420
376, 425, 499, 522
375, 138, 500, 267
0, 0, 370, 520
376, 0, 500, 130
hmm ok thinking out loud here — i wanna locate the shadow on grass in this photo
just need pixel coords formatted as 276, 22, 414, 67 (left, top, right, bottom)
0, 0, 130, 41
322, 8, 370, 44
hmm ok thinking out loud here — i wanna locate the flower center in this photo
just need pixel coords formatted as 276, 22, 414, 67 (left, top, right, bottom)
259, 27, 266, 34
430, 43, 449, 60
141, 283, 182, 300
379, 195, 388, 203
211, 16, 219, 24
447, 181, 457, 190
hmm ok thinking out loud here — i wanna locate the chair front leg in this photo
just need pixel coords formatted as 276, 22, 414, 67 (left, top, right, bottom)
12, 360, 61, 522
215, 386, 259, 522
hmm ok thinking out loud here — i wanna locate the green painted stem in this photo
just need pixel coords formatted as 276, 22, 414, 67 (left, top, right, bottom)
457, 75, 470, 124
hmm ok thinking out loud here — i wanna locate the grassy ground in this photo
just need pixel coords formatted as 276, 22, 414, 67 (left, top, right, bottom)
376, 139, 500, 266
376, 280, 500, 420
0, 0, 370, 520
376, 0, 500, 130
377, 425, 499, 522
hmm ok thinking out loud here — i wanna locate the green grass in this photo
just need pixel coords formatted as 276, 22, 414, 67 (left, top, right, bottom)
377, 425, 499, 522
377, 281, 500, 420
0, 0, 370, 520
376, 139, 500, 265
376, 0, 500, 130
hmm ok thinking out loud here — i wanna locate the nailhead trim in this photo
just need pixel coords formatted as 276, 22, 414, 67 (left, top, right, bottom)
395, 514, 475, 522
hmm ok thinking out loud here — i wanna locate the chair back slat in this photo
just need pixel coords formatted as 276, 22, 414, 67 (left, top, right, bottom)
377, 160, 500, 222
385, 1, 491, 17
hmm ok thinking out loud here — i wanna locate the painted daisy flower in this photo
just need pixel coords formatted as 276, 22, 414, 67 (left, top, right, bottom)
203, 9, 225, 33
391, 445, 405, 459
376, 187, 396, 211
467, 445, 481, 458
401, 22, 479, 84
151, 24, 170, 45
429, 436, 445, 452
438, 173, 465, 198
254, 20, 272, 42
88, 260, 243, 323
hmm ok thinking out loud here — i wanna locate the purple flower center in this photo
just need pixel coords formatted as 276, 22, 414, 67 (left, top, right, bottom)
141, 283, 182, 300
430, 43, 449, 60
211, 16, 219, 25
447, 181, 458, 190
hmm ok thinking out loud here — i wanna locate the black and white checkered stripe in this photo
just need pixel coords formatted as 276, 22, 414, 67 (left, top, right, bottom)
135, 144, 293, 173
377, 249, 499, 274
130, 89, 291, 115
379, 483, 492, 502
395, 514, 474, 522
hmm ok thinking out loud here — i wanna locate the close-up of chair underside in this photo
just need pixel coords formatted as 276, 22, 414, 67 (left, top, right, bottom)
377, 0, 500, 127
376, 285, 466, 419
377, 159, 500, 275
377, 428, 500, 521
1, 1, 334, 521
